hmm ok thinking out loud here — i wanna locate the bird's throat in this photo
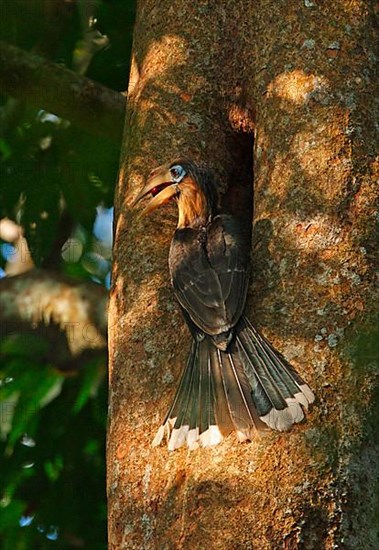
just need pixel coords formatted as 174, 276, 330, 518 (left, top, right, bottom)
177, 181, 208, 228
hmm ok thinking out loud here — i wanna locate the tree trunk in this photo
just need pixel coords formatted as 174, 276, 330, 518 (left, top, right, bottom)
108, 2, 378, 548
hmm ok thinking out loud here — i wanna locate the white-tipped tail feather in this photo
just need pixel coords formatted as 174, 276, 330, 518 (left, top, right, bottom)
199, 425, 223, 447
152, 317, 314, 450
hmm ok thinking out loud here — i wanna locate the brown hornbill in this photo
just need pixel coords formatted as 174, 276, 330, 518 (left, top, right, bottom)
134, 159, 314, 450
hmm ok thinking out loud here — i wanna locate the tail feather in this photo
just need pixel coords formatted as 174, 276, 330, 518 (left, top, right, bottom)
164, 341, 197, 423
244, 318, 314, 408
242, 317, 311, 400
238, 318, 299, 408
220, 346, 265, 440
198, 340, 210, 436
152, 341, 195, 449
168, 342, 200, 450
182, 343, 201, 449
153, 319, 314, 450
208, 346, 235, 436
199, 348, 223, 447
236, 335, 288, 414
237, 316, 314, 430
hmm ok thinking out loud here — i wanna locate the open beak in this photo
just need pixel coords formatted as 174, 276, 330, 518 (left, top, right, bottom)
133, 165, 178, 216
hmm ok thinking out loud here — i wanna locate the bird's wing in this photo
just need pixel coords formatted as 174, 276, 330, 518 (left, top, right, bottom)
169, 215, 250, 336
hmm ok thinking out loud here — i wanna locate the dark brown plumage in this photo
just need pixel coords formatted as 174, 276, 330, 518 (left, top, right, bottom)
134, 159, 314, 450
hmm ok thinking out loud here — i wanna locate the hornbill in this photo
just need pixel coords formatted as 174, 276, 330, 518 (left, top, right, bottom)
134, 159, 314, 450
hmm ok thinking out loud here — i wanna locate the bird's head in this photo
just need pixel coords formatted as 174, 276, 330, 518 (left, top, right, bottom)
133, 159, 219, 227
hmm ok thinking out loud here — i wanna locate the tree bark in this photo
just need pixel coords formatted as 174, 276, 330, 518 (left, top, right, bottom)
108, 1, 378, 548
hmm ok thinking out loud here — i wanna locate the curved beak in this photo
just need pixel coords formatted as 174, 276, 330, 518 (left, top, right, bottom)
132, 166, 178, 216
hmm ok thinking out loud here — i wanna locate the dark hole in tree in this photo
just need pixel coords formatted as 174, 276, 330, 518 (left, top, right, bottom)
222, 129, 254, 244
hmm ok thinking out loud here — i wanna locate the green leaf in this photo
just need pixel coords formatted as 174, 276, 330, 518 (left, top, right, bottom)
73, 359, 103, 414
0, 139, 12, 161
44, 454, 63, 481
0, 392, 19, 439
7, 368, 62, 449
0, 334, 49, 359
0, 498, 25, 530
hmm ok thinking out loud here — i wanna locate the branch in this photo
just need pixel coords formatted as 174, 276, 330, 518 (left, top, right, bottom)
0, 41, 125, 142
0, 269, 108, 369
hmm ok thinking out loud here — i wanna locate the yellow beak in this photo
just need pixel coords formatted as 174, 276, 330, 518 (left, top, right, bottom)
132, 166, 178, 216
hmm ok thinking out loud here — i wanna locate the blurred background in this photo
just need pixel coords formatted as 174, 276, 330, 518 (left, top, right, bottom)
0, 1, 135, 547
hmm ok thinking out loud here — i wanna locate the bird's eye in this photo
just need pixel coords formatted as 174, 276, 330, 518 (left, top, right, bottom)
170, 165, 186, 183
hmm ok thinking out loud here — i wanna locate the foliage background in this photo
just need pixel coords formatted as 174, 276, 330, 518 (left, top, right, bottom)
0, 1, 135, 547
